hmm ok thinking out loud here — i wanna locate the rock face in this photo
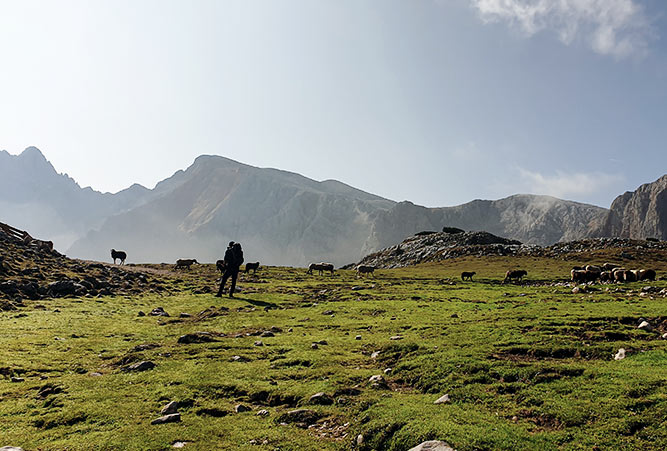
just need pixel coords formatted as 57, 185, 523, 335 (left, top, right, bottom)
592, 175, 667, 240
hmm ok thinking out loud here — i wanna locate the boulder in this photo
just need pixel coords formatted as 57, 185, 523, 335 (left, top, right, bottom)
308, 392, 334, 405
161, 401, 179, 415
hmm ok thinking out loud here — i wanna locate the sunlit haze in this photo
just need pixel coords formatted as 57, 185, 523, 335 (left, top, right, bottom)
1, 0, 666, 207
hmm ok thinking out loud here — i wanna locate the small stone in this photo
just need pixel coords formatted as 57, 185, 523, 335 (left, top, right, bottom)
662, 333, 667, 339
390, 335, 403, 340
355, 335, 362, 340
311, 343, 319, 349
260, 331, 275, 337
638, 321, 653, 331
151, 413, 181, 425
10, 377, 24, 383
254, 341, 263, 346
179, 312, 192, 318
172, 442, 187, 448
89, 372, 103, 377
0, 447, 25, 451
287, 328, 293, 332
161, 401, 179, 415
614, 349, 626, 361
138, 311, 146, 316
408, 441, 455, 451
371, 351, 380, 359
384, 368, 392, 375
434, 394, 450, 404
235, 404, 251, 413
150, 307, 170, 317
256, 409, 269, 416
357, 434, 365, 445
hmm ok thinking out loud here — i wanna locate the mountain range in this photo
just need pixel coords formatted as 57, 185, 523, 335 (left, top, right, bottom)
1, 147, 665, 266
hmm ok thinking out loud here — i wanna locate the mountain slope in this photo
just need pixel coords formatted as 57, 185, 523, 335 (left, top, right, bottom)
68, 155, 396, 266
0, 147, 151, 248
365, 194, 608, 251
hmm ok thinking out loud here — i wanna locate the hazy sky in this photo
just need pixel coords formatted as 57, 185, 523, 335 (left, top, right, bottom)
1, 0, 666, 208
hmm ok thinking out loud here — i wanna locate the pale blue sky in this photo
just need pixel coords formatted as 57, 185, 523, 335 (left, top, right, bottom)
1, 0, 665, 207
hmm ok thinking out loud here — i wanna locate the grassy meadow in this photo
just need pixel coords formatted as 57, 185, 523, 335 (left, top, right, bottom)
1, 253, 666, 450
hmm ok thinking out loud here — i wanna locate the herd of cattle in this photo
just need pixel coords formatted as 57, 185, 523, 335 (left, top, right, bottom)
110, 249, 658, 283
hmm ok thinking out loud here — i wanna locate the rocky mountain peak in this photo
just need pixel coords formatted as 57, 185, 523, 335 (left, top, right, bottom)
592, 174, 667, 240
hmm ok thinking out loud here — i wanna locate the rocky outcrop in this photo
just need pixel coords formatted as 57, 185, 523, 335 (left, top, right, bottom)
592, 175, 667, 240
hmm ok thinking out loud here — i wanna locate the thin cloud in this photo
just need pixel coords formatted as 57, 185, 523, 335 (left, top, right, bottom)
517, 168, 625, 199
470, 0, 653, 59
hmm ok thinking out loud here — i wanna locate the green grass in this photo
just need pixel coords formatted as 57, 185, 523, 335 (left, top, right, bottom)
1, 257, 666, 450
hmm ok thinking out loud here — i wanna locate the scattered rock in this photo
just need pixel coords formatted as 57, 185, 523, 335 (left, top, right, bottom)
408, 441, 456, 451
355, 335, 362, 340
235, 404, 251, 413
308, 392, 334, 405
138, 311, 146, 317
177, 332, 217, 344
0, 447, 25, 451
311, 343, 319, 350
10, 377, 24, 383
390, 335, 403, 340
150, 307, 170, 317
368, 374, 388, 389
614, 349, 626, 361
89, 372, 103, 377
384, 368, 392, 375
638, 321, 653, 331
172, 442, 188, 448
434, 394, 450, 404
123, 361, 156, 372
161, 401, 179, 415
151, 413, 181, 425
276, 409, 322, 427
256, 409, 269, 416
371, 351, 381, 359
260, 331, 275, 337
254, 341, 264, 346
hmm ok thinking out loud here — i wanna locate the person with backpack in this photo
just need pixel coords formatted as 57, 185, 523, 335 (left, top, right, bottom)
215, 241, 243, 298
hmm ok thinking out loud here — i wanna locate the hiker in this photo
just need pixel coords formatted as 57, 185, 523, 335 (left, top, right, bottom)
215, 241, 244, 298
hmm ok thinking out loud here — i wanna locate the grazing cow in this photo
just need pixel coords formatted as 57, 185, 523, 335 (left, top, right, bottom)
504, 269, 527, 283
111, 249, 127, 265
571, 266, 585, 271
356, 265, 375, 278
461, 271, 476, 281
602, 263, 618, 272
307, 263, 335, 276
245, 262, 260, 274
175, 259, 198, 270
637, 269, 657, 281
600, 271, 612, 282
216, 259, 226, 273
